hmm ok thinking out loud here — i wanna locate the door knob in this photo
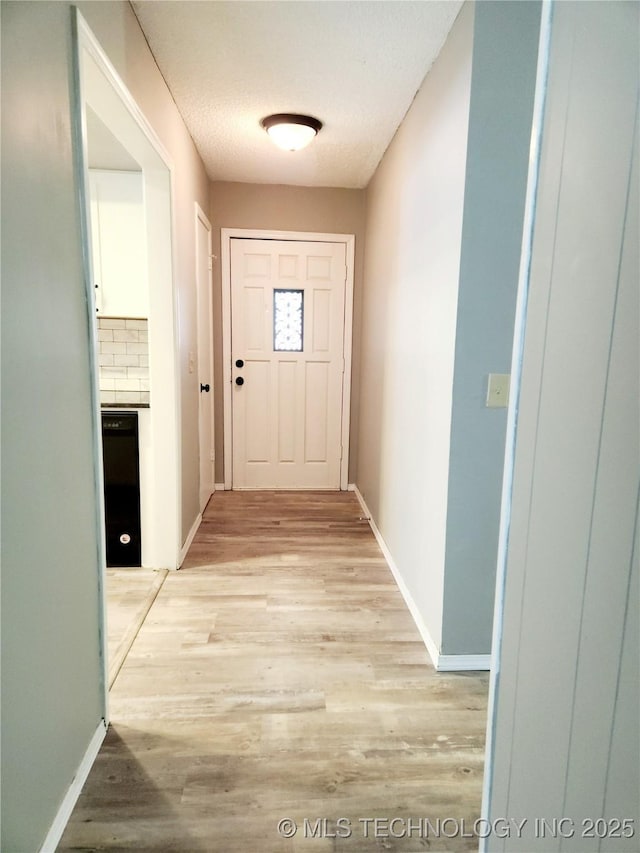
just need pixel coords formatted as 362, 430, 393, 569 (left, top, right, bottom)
235, 359, 244, 368
235, 376, 244, 386
200, 383, 210, 393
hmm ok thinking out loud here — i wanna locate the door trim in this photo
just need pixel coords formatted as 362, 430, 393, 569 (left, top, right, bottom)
72, 7, 182, 719
195, 202, 215, 511
221, 228, 355, 490
74, 11, 182, 573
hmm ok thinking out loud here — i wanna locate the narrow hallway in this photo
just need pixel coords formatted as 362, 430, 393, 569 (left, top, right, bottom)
59, 492, 488, 852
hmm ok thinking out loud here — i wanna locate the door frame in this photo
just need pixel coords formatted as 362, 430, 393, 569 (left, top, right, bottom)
74, 12, 182, 571
195, 202, 215, 511
72, 9, 183, 712
220, 228, 355, 490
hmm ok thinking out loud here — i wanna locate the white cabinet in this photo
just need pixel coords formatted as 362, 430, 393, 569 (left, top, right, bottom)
89, 169, 149, 318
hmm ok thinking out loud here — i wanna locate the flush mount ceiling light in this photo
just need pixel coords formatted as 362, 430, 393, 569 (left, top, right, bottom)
261, 113, 323, 152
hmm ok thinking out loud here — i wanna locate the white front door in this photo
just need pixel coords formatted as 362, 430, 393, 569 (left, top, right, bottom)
230, 238, 347, 489
196, 205, 215, 510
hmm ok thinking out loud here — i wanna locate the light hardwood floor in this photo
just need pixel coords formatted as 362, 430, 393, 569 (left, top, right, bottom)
59, 491, 489, 852
105, 568, 168, 689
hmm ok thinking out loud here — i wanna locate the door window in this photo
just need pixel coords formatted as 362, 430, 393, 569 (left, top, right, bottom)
273, 289, 304, 351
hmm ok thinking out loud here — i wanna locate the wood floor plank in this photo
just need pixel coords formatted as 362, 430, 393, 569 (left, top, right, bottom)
58, 491, 488, 852
108, 570, 168, 689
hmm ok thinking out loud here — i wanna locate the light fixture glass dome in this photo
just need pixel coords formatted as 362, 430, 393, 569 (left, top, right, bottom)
261, 114, 322, 152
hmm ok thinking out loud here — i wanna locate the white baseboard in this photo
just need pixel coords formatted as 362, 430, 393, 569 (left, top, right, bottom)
40, 719, 107, 852
352, 486, 441, 668
437, 654, 492, 671
352, 486, 490, 673
214, 483, 225, 491
178, 512, 202, 567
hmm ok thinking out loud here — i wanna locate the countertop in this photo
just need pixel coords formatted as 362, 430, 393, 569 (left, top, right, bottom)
101, 403, 150, 410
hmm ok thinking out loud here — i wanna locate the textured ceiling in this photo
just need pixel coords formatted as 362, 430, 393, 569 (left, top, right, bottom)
131, 1, 462, 188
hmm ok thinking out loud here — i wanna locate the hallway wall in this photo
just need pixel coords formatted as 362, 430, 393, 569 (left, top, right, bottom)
442, 1, 540, 655
1, 5, 105, 850
357, 2, 475, 653
357, 0, 540, 660
209, 182, 366, 484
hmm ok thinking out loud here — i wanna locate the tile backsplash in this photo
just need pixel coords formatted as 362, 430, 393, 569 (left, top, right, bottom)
98, 318, 150, 406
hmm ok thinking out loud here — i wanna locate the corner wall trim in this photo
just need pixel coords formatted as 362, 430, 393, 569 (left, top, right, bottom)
39, 719, 107, 852
352, 486, 490, 673
437, 654, 492, 671
179, 512, 202, 567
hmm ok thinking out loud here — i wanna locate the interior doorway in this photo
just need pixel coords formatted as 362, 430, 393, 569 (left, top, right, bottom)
72, 10, 182, 707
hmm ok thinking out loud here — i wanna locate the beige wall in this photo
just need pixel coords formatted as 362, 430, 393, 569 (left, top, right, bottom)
209, 181, 366, 483
356, 0, 539, 660
79, 1, 210, 543
357, 3, 474, 650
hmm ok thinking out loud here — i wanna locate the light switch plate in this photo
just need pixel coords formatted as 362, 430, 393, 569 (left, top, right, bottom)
486, 373, 510, 408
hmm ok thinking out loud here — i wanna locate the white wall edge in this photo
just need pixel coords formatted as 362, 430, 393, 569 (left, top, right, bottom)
479, 1, 553, 841
352, 486, 441, 670
70, 6, 110, 719
438, 654, 491, 672
39, 719, 107, 853
178, 511, 202, 567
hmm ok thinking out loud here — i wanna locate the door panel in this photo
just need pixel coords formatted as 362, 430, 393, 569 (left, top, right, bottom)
231, 238, 346, 489
277, 360, 297, 462
305, 361, 329, 462
244, 286, 269, 352
245, 360, 270, 462
311, 289, 332, 351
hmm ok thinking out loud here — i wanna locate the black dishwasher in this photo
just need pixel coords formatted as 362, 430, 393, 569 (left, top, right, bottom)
101, 411, 141, 567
